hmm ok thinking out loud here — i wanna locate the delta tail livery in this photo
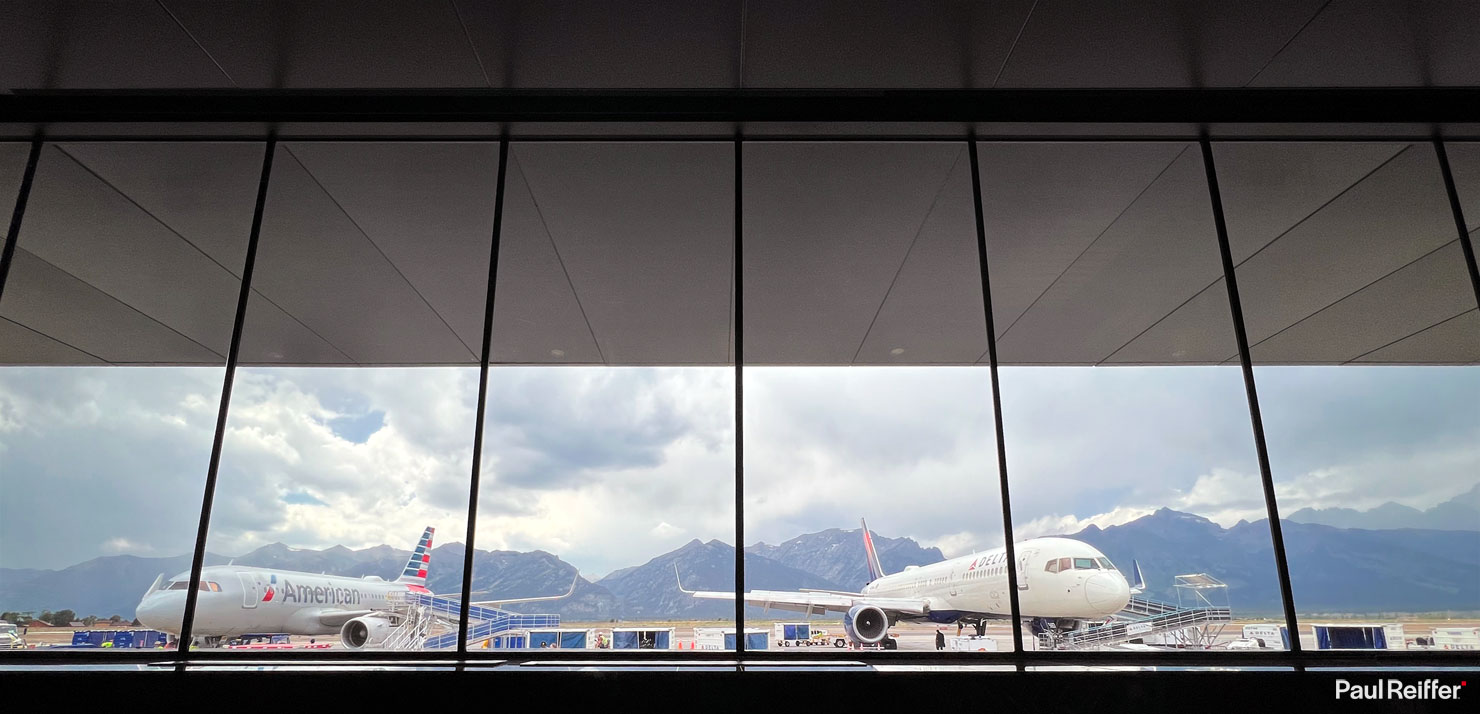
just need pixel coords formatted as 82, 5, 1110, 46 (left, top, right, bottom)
680, 519, 1138, 645
136, 526, 575, 648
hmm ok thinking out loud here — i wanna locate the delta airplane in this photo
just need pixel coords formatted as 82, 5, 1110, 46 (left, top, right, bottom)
679, 519, 1141, 646
136, 526, 575, 649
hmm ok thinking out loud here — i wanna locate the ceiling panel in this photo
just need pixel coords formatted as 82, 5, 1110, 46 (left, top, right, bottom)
1249, 241, 1477, 363
1249, 0, 1480, 87
979, 142, 1188, 342
56, 142, 265, 277
284, 142, 497, 353
0, 144, 28, 209
0, 249, 220, 364
1231, 144, 1459, 347
509, 143, 733, 364
8, 144, 246, 357
1446, 142, 1480, 233
488, 158, 603, 365
743, 0, 1034, 88
0, 0, 230, 89
162, 0, 486, 88
853, 152, 987, 364
241, 150, 477, 365
1213, 142, 1407, 263
457, 0, 741, 88
992, 147, 1226, 364
996, 0, 1327, 88
743, 142, 963, 364
1355, 309, 1480, 363
1103, 284, 1237, 364
0, 317, 104, 365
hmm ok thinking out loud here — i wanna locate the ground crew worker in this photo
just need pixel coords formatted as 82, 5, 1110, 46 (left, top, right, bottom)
936, 627, 946, 651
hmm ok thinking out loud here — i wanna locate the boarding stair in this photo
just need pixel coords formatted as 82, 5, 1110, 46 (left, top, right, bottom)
1044, 573, 1232, 651
380, 591, 560, 650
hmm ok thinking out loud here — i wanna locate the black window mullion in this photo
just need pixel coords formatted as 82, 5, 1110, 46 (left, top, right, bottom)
0, 139, 44, 307
459, 137, 511, 653
733, 138, 745, 660
967, 140, 1025, 656
1197, 138, 1302, 656
177, 139, 277, 657
1432, 140, 1480, 315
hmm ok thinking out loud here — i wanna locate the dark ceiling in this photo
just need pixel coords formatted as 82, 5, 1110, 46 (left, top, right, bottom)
3, 0, 1478, 92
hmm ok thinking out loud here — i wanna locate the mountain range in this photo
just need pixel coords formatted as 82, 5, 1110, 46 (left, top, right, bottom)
2, 509, 1474, 621
1285, 483, 1479, 531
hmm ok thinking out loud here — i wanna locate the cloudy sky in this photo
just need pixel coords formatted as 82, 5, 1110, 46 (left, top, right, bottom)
0, 364, 1476, 577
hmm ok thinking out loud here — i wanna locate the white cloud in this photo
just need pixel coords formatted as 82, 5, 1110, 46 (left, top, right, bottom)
1, 363, 1476, 575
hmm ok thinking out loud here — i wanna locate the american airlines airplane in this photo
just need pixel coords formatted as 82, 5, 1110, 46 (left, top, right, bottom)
679, 519, 1140, 646
136, 526, 575, 649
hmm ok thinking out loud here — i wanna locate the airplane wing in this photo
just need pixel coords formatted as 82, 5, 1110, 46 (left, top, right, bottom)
313, 609, 379, 628
464, 574, 580, 607
675, 566, 928, 617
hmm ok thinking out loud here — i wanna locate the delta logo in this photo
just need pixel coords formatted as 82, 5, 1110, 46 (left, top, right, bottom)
1335, 679, 1466, 700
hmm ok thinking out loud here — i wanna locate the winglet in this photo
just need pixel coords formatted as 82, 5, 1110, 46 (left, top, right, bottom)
861, 518, 886, 583
674, 563, 696, 594
1129, 559, 1146, 594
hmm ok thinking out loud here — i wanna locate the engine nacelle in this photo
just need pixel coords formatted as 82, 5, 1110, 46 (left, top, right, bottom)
842, 604, 889, 645
340, 616, 394, 649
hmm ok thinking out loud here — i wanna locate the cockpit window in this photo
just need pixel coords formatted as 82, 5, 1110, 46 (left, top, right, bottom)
166, 580, 215, 591
1073, 558, 1097, 569
1044, 560, 1060, 573
1096, 558, 1114, 570
1057, 557, 1071, 572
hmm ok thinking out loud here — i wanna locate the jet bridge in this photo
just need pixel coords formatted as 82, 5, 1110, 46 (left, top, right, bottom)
380, 591, 560, 650
1045, 573, 1232, 651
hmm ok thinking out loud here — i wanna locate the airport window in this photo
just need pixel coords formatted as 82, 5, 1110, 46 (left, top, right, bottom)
984, 142, 1289, 653
743, 141, 1008, 653
0, 142, 261, 644
472, 142, 736, 653
1215, 141, 1480, 647
200, 142, 496, 652
2, 134, 1476, 664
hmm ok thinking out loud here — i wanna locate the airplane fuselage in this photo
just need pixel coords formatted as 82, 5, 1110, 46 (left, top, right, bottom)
861, 537, 1131, 622
136, 565, 419, 637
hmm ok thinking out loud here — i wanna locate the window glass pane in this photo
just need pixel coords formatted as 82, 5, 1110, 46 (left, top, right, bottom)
1217, 141, 1480, 651
475, 142, 735, 653
201, 142, 497, 652
983, 142, 1287, 653
744, 142, 1007, 654
0, 142, 263, 647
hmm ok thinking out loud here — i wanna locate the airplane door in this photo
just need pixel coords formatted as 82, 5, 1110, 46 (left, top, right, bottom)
1017, 550, 1033, 591
238, 573, 258, 609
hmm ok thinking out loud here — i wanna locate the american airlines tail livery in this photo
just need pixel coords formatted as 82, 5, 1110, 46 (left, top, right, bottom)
136, 526, 574, 648
680, 519, 1138, 645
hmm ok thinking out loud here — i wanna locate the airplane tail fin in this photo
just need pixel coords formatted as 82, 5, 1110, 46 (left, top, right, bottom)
860, 518, 886, 583
1128, 559, 1146, 594
395, 526, 435, 586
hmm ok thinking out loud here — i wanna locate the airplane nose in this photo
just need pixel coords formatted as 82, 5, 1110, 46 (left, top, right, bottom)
1085, 573, 1130, 612
136, 592, 185, 633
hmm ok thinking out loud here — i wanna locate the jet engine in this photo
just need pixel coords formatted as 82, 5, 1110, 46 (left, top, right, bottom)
842, 604, 889, 645
340, 616, 394, 649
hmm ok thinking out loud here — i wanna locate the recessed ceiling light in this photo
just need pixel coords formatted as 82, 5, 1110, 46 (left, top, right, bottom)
551, 349, 566, 357
890, 347, 905, 355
